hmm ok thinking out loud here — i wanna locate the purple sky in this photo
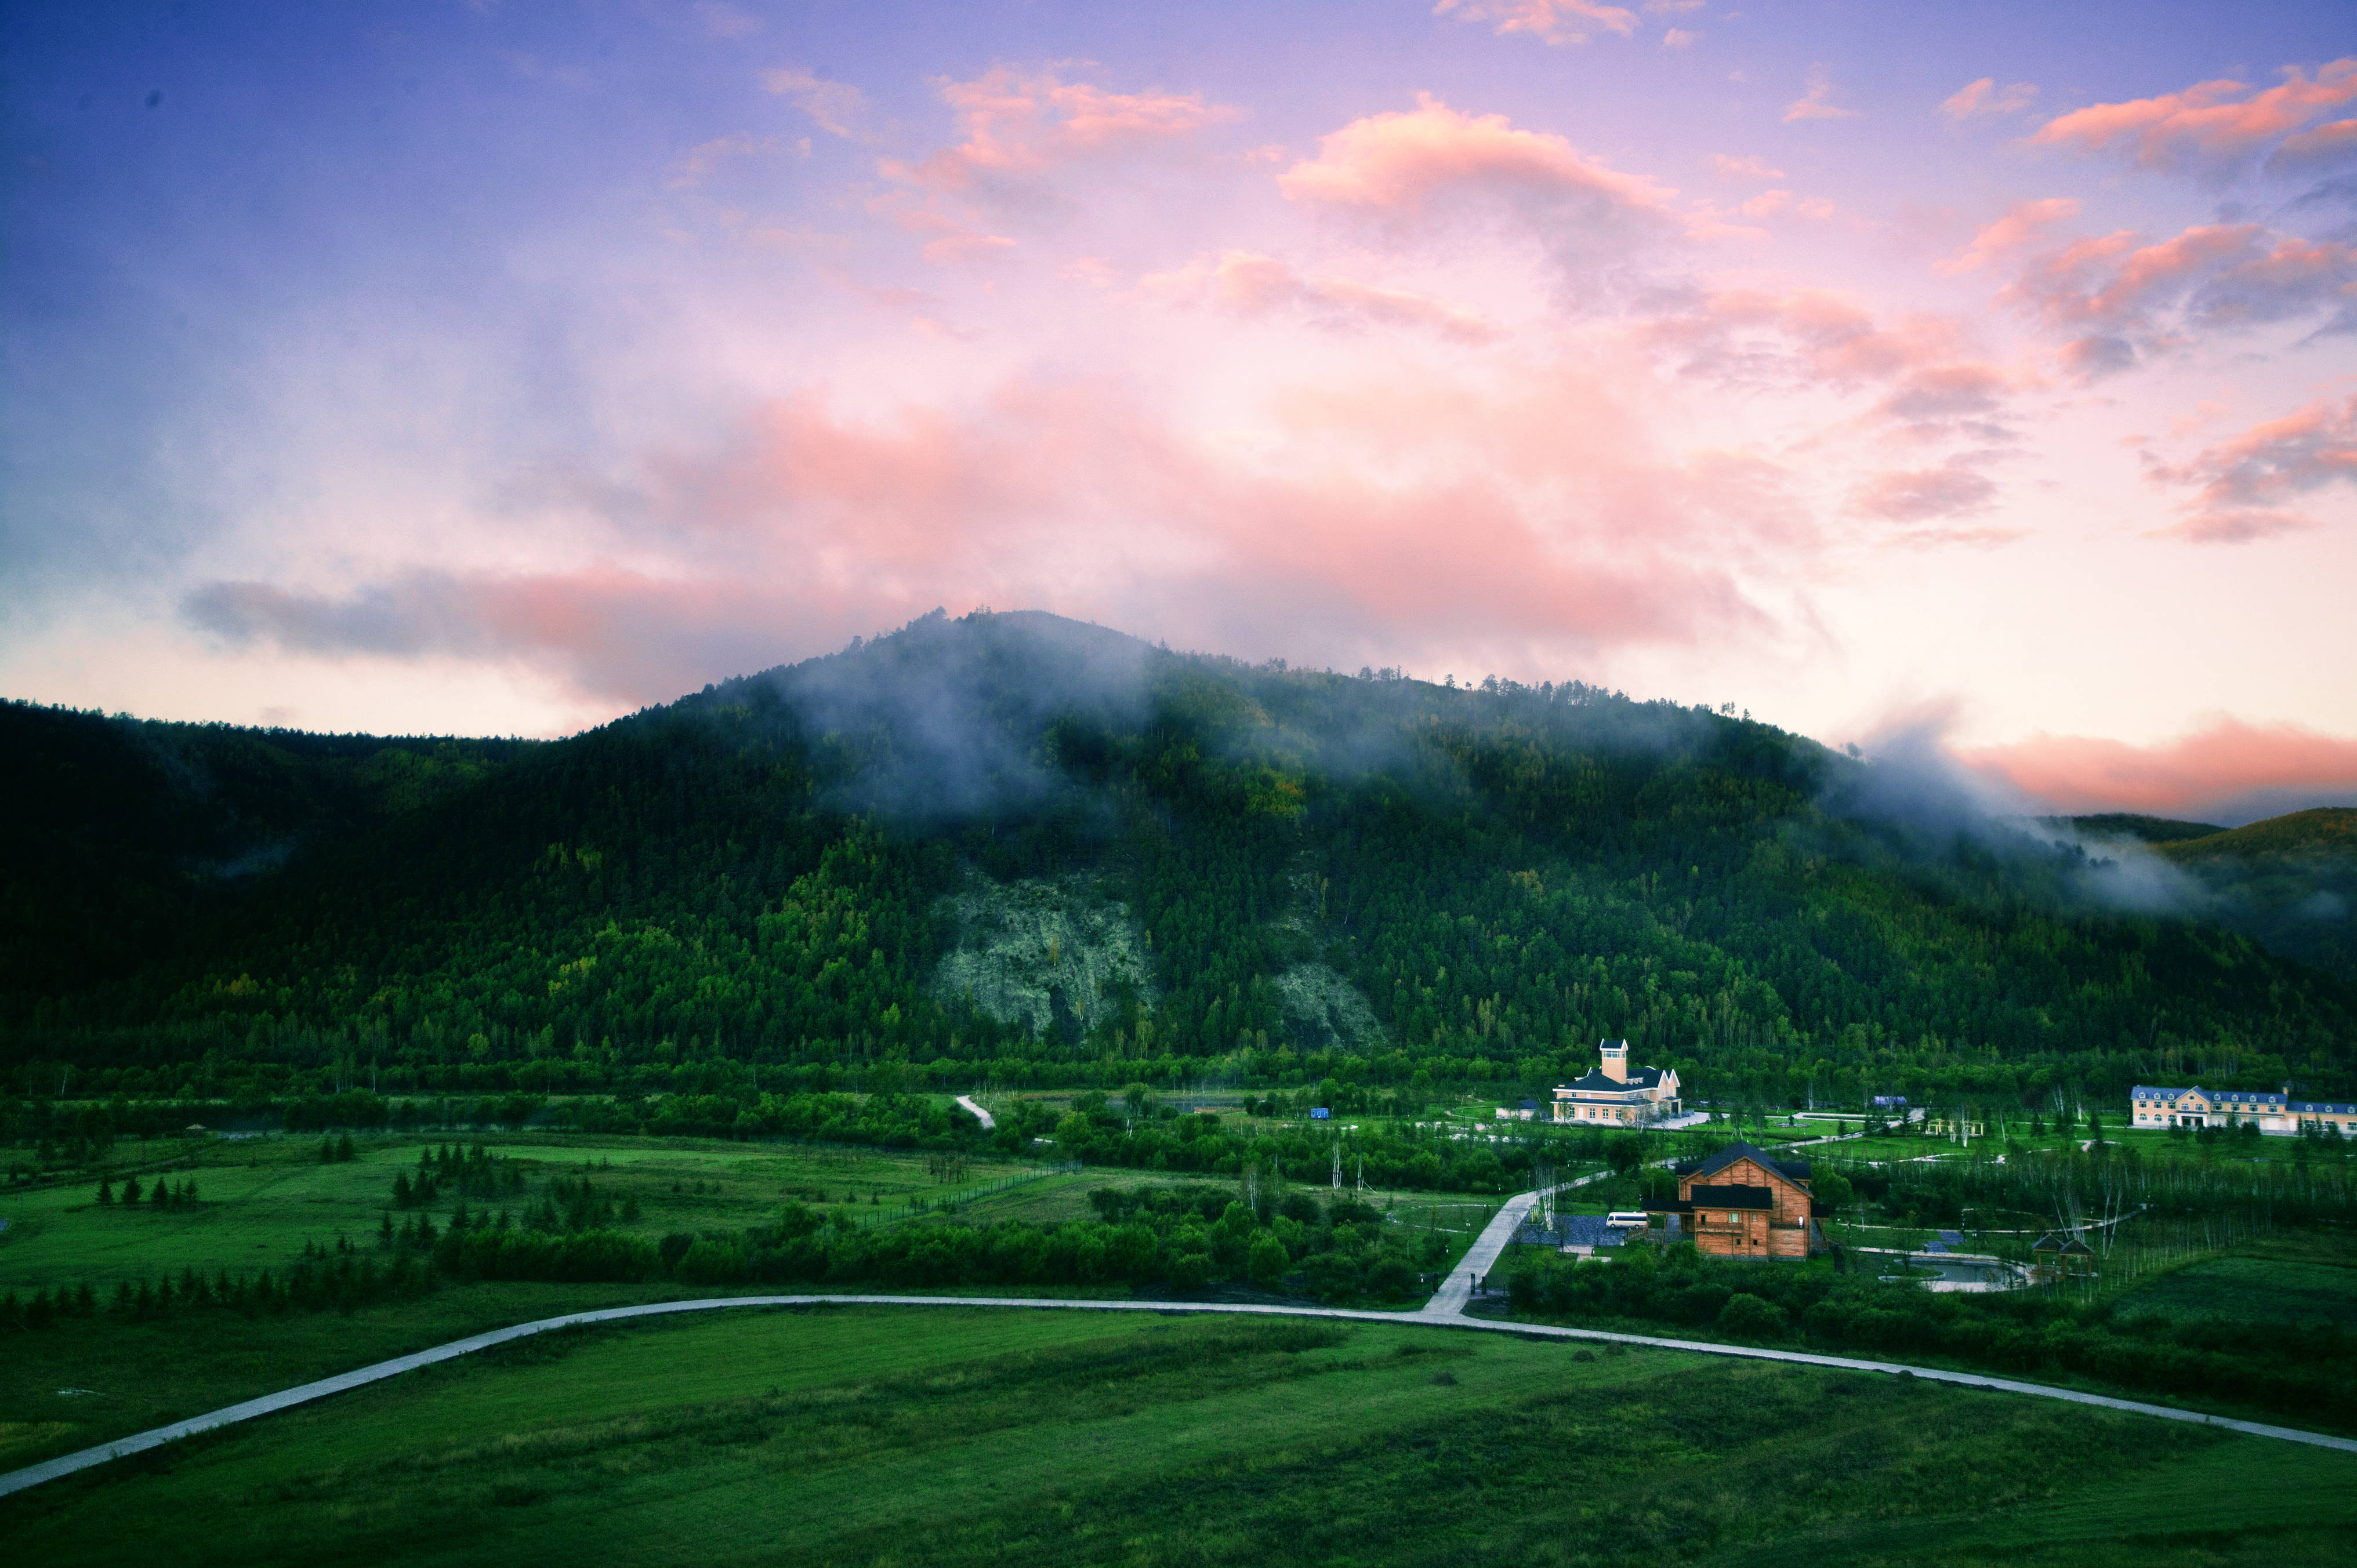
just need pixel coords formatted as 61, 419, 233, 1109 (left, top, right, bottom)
5, 2, 2354, 818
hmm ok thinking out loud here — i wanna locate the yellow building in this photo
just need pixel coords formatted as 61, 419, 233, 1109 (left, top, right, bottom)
2129, 1084, 2357, 1135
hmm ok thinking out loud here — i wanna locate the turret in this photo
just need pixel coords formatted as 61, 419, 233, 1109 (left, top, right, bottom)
1600, 1039, 1628, 1084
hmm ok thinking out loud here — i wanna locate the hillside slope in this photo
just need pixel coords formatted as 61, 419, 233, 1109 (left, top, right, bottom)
2151, 808, 2357, 985
2, 611, 2350, 1109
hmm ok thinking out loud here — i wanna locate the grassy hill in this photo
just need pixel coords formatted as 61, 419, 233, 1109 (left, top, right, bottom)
3, 610, 2352, 1114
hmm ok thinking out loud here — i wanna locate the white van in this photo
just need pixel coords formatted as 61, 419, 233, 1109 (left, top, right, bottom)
1605, 1211, 1649, 1229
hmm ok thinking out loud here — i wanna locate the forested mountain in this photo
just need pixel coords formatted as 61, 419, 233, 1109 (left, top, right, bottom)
3, 610, 2352, 1112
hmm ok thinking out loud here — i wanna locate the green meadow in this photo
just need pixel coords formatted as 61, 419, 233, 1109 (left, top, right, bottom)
6, 1305, 2354, 1567
2115, 1254, 2357, 1329
0, 1131, 1040, 1297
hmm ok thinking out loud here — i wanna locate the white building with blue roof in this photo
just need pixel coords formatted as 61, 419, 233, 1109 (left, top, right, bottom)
2129, 1084, 2357, 1135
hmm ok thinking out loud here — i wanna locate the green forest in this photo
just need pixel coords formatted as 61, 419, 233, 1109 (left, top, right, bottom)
5, 609, 2354, 1121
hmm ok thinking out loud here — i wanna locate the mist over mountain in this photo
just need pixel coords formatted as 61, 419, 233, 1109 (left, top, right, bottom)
3, 610, 2351, 1110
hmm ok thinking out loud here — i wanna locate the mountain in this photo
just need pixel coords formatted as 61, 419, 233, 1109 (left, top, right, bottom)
3, 609, 2351, 1110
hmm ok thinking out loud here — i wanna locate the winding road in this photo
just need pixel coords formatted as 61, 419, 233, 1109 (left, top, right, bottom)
5, 1173, 2350, 1501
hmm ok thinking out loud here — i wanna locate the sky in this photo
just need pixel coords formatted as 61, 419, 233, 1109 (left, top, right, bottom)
3, 1, 2354, 823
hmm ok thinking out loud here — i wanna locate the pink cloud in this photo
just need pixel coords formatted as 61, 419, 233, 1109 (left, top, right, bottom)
1711, 154, 1786, 182
1662, 28, 1698, 50
1783, 66, 1859, 124
1645, 287, 1971, 387
2146, 394, 2357, 542
759, 67, 864, 136
2003, 223, 2255, 329
2189, 235, 2357, 332
884, 66, 1242, 195
1431, 0, 1637, 46
1142, 251, 1499, 342
884, 206, 1017, 266
1937, 197, 2080, 274
184, 567, 796, 707
1874, 363, 2014, 425
1957, 718, 2357, 815
2272, 117, 2357, 170
1939, 78, 2038, 122
184, 371, 1815, 702
1848, 466, 1999, 521
1279, 95, 1677, 223
2001, 222, 2357, 370
2030, 57, 2357, 170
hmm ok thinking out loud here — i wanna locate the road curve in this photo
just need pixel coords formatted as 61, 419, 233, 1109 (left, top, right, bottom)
5, 1287, 2351, 1500
954, 1095, 995, 1130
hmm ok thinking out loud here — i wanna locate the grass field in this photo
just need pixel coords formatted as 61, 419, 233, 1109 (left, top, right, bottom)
5, 1304, 2354, 1567
0, 1133, 1042, 1297
2115, 1255, 2357, 1328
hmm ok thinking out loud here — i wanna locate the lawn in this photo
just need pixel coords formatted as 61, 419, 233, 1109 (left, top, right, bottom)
5, 1304, 2353, 1567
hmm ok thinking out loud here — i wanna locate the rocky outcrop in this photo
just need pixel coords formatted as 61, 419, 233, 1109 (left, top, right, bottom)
931, 871, 1156, 1043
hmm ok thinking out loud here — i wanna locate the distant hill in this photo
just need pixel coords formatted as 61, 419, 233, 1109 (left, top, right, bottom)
0, 702, 537, 1003
2059, 813, 2228, 844
2155, 807, 2357, 863
2146, 808, 2357, 986
2, 610, 2351, 1110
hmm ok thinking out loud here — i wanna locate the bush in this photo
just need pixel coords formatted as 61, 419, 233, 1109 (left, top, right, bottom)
674, 1240, 752, 1286
1717, 1291, 1789, 1341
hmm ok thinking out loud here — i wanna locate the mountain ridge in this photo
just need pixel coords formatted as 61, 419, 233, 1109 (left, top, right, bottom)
2, 610, 2351, 1110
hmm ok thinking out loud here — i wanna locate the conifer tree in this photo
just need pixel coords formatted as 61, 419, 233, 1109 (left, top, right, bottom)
96, 1176, 113, 1204
121, 1175, 142, 1205
338, 1133, 356, 1162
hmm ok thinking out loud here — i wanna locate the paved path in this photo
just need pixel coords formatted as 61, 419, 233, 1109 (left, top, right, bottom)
955, 1095, 995, 1130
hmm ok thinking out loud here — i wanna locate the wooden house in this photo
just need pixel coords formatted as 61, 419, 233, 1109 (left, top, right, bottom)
1644, 1140, 1826, 1260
